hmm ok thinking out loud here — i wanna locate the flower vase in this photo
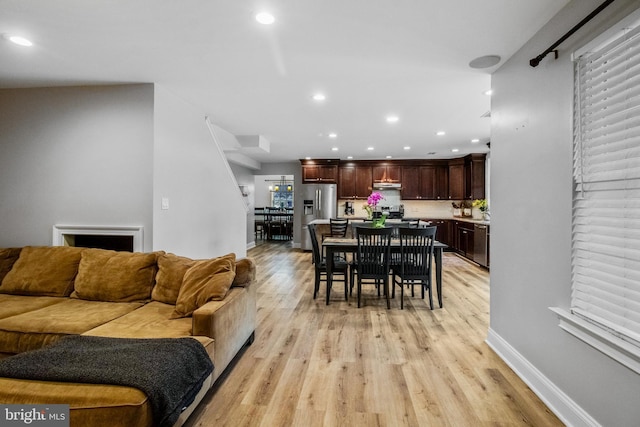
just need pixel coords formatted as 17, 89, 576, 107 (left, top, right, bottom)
372, 217, 386, 228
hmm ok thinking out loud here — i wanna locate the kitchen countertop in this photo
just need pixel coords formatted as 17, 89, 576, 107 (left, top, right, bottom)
310, 217, 489, 226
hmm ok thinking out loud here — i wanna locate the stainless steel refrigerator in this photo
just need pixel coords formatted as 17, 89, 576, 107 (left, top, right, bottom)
301, 183, 337, 251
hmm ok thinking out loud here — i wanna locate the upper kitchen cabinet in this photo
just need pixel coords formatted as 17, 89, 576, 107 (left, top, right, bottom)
448, 159, 465, 200
339, 163, 372, 199
448, 154, 486, 200
465, 154, 486, 200
372, 164, 401, 183
401, 166, 436, 199
434, 165, 449, 200
300, 159, 339, 184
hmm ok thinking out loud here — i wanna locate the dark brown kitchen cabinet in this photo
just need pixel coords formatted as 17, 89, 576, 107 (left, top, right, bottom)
354, 166, 373, 198
401, 166, 438, 200
338, 166, 356, 198
448, 160, 465, 200
372, 164, 401, 183
446, 154, 486, 200
465, 154, 486, 200
434, 165, 449, 200
302, 164, 338, 183
401, 166, 421, 199
339, 164, 372, 198
424, 219, 450, 246
453, 221, 475, 259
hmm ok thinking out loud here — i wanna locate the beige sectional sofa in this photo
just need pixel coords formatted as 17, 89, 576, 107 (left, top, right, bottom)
0, 246, 257, 427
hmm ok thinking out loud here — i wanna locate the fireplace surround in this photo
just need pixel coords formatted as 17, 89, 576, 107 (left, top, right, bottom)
52, 225, 144, 252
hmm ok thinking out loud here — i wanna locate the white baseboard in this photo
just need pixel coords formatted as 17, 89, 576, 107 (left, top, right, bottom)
247, 241, 256, 250
486, 328, 600, 427
292, 242, 301, 249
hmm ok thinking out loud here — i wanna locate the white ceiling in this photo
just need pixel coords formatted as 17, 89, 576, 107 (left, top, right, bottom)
0, 0, 569, 164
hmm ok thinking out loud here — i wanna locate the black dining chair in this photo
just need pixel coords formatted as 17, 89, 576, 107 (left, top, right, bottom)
391, 226, 437, 309
322, 218, 349, 241
308, 224, 349, 303
254, 207, 266, 240
351, 226, 393, 309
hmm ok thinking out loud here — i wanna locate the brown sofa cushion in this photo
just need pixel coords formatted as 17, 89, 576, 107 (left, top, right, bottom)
232, 258, 256, 287
0, 299, 144, 354
152, 253, 196, 305
0, 246, 84, 297
72, 249, 161, 302
0, 248, 22, 283
172, 253, 236, 319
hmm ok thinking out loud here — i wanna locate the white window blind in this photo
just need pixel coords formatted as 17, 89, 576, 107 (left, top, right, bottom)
572, 22, 640, 349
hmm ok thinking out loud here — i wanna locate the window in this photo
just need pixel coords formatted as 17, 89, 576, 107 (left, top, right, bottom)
553, 11, 640, 374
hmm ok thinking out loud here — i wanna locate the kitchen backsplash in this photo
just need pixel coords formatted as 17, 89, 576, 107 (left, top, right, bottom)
338, 199, 464, 219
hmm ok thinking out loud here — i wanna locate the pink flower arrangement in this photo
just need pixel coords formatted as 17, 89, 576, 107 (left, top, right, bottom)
363, 191, 384, 219
367, 192, 384, 207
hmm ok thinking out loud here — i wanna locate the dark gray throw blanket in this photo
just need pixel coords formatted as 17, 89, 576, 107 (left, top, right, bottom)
0, 335, 213, 427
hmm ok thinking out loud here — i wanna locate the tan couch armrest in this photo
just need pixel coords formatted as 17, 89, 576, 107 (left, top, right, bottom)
191, 281, 256, 382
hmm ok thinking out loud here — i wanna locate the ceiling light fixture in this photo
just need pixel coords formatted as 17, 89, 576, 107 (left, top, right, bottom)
436, 131, 446, 136
403, 146, 411, 150
367, 147, 374, 151
347, 156, 353, 159
451, 148, 459, 153
4, 34, 33, 47
469, 55, 501, 69
386, 115, 399, 123
255, 12, 275, 25
331, 147, 339, 151
471, 138, 480, 143
312, 93, 326, 101
328, 133, 337, 138
386, 156, 392, 159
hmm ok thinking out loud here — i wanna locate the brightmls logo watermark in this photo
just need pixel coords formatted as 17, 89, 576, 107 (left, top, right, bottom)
0, 405, 68, 426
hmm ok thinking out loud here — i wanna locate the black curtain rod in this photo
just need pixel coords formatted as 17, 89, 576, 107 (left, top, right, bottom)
530, 0, 617, 67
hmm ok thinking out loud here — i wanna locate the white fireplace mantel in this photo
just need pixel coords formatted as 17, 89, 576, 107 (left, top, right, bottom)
52, 225, 144, 252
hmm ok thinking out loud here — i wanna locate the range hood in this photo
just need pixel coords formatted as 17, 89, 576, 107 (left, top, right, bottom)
373, 182, 402, 190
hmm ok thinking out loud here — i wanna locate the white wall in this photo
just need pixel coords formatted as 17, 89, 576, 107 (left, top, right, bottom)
0, 85, 154, 250
230, 163, 256, 248
152, 86, 247, 259
489, 1, 640, 426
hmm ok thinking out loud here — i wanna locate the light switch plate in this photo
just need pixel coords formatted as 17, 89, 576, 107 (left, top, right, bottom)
161, 197, 170, 210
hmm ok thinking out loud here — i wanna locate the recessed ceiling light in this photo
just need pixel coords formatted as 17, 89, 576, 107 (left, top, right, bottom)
305, 156, 311, 160
328, 133, 337, 138
386, 115, 399, 123
312, 93, 326, 101
484, 89, 493, 96
386, 156, 392, 159
255, 12, 275, 25
403, 146, 411, 150
347, 156, 353, 159
4, 34, 33, 47
471, 139, 480, 143
367, 147, 374, 151
436, 131, 446, 136
331, 147, 339, 151
451, 148, 459, 153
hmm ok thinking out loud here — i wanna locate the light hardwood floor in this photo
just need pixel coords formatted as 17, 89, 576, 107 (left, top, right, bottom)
185, 241, 563, 426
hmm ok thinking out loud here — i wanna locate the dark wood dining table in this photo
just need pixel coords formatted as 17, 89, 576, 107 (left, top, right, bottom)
322, 237, 448, 308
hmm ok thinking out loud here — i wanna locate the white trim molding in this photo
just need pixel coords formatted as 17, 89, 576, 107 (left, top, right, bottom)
486, 329, 601, 427
550, 307, 640, 375
52, 225, 144, 252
